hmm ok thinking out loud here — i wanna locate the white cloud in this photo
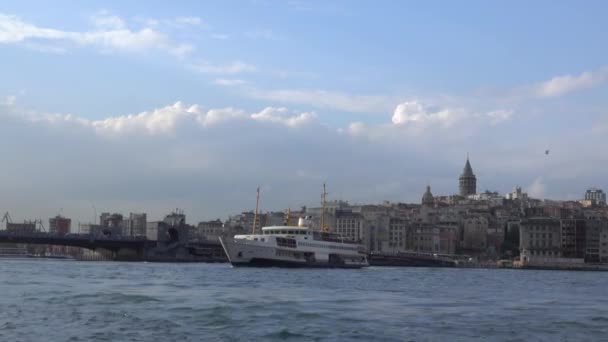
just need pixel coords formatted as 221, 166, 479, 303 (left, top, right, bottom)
193, 61, 257, 74
248, 88, 393, 114
2, 100, 317, 137
213, 78, 247, 86
2, 97, 608, 223
528, 177, 546, 198
91, 12, 126, 30
534, 66, 608, 98
174, 16, 203, 26
251, 107, 316, 127
91, 101, 200, 136
198, 107, 247, 126
0, 13, 194, 58
485, 109, 513, 125
391, 101, 504, 127
1, 95, 16, 106
392, 101, 451, 125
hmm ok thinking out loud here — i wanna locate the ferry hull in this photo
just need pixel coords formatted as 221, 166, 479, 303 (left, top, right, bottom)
231, 258, 367, 269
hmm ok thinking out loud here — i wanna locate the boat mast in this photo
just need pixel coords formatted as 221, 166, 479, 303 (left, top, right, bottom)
252, 186, 260, 234
320, 183, 327, 232
284, 208, 291, 226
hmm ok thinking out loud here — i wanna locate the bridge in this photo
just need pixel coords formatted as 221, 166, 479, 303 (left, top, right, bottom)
0, 231, 227, 262
0, 231, 152, 259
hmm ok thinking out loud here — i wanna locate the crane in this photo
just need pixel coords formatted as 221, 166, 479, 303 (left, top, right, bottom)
2, 212, 12, 229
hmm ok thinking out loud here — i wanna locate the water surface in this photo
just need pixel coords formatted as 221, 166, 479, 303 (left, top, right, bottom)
1, 260, 607, 341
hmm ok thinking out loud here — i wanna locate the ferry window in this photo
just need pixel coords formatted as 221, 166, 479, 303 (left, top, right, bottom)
288, 230, 294, 235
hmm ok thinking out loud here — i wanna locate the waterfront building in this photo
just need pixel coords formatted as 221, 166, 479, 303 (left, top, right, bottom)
99, 213, 124, 231
519, 217, 562, 262
146, 221, 166, 241
462, 216, 488, 251
334, 210, 363, 242
227, 211, 265, 233
195, 219, 224, 241
600, 224, 608, 263
49, 215, 71, 235
584, 188, 606, 206
459, 157, 477, 197
560, 218, 586, 259
6, 222, 36, 234
123, 213, 147, 237
412, 222, 440, 253
438, 222, 459, 255
584, 218, 607, 262
164, 211, 186, 227
358, 205, 392, 252
265, 211, 286, 227
77, 223, 103, 235
387, 217, 408, 252
147, 219, 189, 242
505, 186, 529, 202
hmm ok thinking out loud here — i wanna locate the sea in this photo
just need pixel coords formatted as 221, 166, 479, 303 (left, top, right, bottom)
1, 260, 607, 342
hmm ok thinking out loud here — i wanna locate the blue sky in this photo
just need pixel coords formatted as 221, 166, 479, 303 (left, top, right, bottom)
1, 1, 607, 224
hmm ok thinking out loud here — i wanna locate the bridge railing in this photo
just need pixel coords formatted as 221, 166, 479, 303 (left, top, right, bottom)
0, 230, 148, 242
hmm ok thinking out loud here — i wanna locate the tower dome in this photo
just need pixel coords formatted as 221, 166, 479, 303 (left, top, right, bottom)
422, 185, 434, 206
459, 156, 477, 197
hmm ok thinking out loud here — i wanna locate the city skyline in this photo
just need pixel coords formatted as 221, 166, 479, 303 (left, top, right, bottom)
1, 1, 608, 223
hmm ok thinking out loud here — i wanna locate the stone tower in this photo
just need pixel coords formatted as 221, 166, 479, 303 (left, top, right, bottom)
459, 157, 477, 197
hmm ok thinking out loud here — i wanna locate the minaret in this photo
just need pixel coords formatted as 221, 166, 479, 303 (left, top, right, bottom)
459, 156, 477, 197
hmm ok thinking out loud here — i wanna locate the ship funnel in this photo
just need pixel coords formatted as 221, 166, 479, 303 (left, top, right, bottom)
298, 216, 312, 227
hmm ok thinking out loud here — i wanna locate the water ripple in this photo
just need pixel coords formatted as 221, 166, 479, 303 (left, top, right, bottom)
1, 260, 608, 341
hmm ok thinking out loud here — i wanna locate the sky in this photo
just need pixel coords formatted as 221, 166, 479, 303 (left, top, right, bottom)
1, 0, 607, 224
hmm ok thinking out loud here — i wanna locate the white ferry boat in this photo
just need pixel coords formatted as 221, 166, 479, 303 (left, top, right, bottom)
219, 184, 369, 268
219, 224, 369, 268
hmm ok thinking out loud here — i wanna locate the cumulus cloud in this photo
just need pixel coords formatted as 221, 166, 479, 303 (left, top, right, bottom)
1, 95, 16, 106
528, 177, 546, 198
0, 12, 194, 58
250, 107, 316, 127
248, 88, 393, 114
391, 101, 459, 125
174, 16, 203, 26
533, 66, 608, 98
213, 78, 247, 86
391, 101, 510, 127
485, 109, 513, 125
193, 61, 257, 74
2, 100, 316, 138
1, 97, 606, 223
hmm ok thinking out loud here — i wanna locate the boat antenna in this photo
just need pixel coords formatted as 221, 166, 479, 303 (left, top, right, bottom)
320, 183, 328, 232
252, 186, 260, 234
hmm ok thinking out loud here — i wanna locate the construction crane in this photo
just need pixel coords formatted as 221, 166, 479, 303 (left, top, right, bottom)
2, 212, 12, 229
35, 219, 46, 232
